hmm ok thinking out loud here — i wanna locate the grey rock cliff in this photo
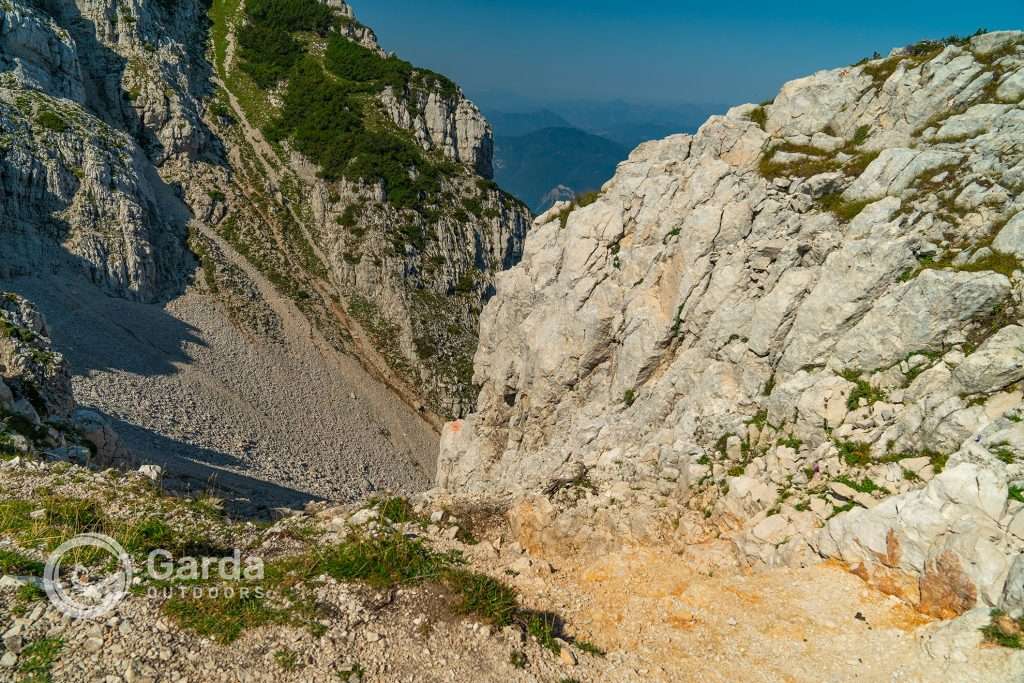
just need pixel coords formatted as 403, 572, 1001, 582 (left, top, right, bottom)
439, 31, 1024, 617
0, 0, 526, 415
0, 0, 203, 301
205, 0, 529, 417
0, 291, 130, 468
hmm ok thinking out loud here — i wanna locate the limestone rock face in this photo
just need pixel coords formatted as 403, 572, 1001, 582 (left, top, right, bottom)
379, 82, 494, 179
0, 291, 131, 467
0, 0, 200, 301
0, 0, 525, 415
0, 292, 72, 419
439, 32, 1024, 614
817, 440, 1020, 617
0, 2, 84, 102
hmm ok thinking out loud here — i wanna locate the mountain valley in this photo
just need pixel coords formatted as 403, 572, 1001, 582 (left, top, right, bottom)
0, 3, 1023, 681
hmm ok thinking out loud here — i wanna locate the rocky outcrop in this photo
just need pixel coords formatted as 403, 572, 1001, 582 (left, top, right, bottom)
0, 292, 72, 420
0, 1, 84, 101
817, 436, 1020, 618
0, 292, 130, 468
380, 87, 494, 178
0, 0, 199, 302
439, 31, 1024, 616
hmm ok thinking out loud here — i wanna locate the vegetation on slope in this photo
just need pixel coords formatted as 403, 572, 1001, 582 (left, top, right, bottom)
236, 0, 459, 211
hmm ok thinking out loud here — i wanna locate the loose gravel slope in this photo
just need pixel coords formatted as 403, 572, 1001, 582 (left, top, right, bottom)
5, 269, 437, 514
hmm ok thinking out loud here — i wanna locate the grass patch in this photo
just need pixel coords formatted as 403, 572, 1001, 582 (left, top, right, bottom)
34, 109, 68, 133
818, 193, 871, 221
929, 451, 950, 474
163, 583, 312, 645
372, 497, 424, 526
841, 370, 887, 411
758, 144, 840, 181
956, 250, 1020, 278
851, 124, 871, 146
0, 548, 44, 575
225, 0, 469, 213
963, 299, 1017, 356
445, 569, 519, 626
0, 495, 230, 564
313, 532, 453, 588
829, 501, 857, 518
882, 449, 949, 474
835, 439, 873, 468
165, 530, 566, 651
856, 32, 982, 89
18, 637, 63, 682
776, 436, 803, 450
981, 609, 1024, 649
747, 106, 767, 130
992, 443, 1016, 464
844, 150, 880, 177
834, 475, 887, 495
914, 249, 1020, 281
557, 191, 601, 228
274, 648, 301, 672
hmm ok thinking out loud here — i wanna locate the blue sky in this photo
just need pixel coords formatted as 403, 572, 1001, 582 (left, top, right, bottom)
355, 1, 1022, 107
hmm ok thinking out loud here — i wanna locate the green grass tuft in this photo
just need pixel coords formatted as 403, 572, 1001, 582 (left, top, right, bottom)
818, 193, 871, 222
18, 637, 63, 682
747, 106, 767, 130
834, 475, 887, 495
981, 609, 1024, 649
835, 439, 873, 468
0, 548, 44, 576
841, 370, 887, 411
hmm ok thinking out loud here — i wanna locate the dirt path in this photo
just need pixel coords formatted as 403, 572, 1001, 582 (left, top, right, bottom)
498, 545, 1022, 682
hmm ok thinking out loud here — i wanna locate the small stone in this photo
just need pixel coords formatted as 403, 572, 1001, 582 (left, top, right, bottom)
559, 646, 577, 666
83, 637, 104, 654
828, 482, 858, 501
137, 465, 162, 481
510, 557, 533, 574
995, 614, 1022, 637
3, 634, 22, 654
0, 652, 16, 668
349, 509, 378, 526
29, 509, 46, 520
0, 575, 31, 589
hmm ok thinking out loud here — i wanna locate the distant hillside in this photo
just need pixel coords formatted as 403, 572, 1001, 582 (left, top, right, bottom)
494, 127, 628, 213
553, 100, 724, 148
486, 109, 573, 137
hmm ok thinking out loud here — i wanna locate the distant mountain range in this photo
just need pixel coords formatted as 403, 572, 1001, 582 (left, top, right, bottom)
494, 127, 628, 213
482, 98, 725, 212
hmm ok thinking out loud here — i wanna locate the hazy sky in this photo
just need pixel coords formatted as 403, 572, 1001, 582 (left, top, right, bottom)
355, 0, 1022, 107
